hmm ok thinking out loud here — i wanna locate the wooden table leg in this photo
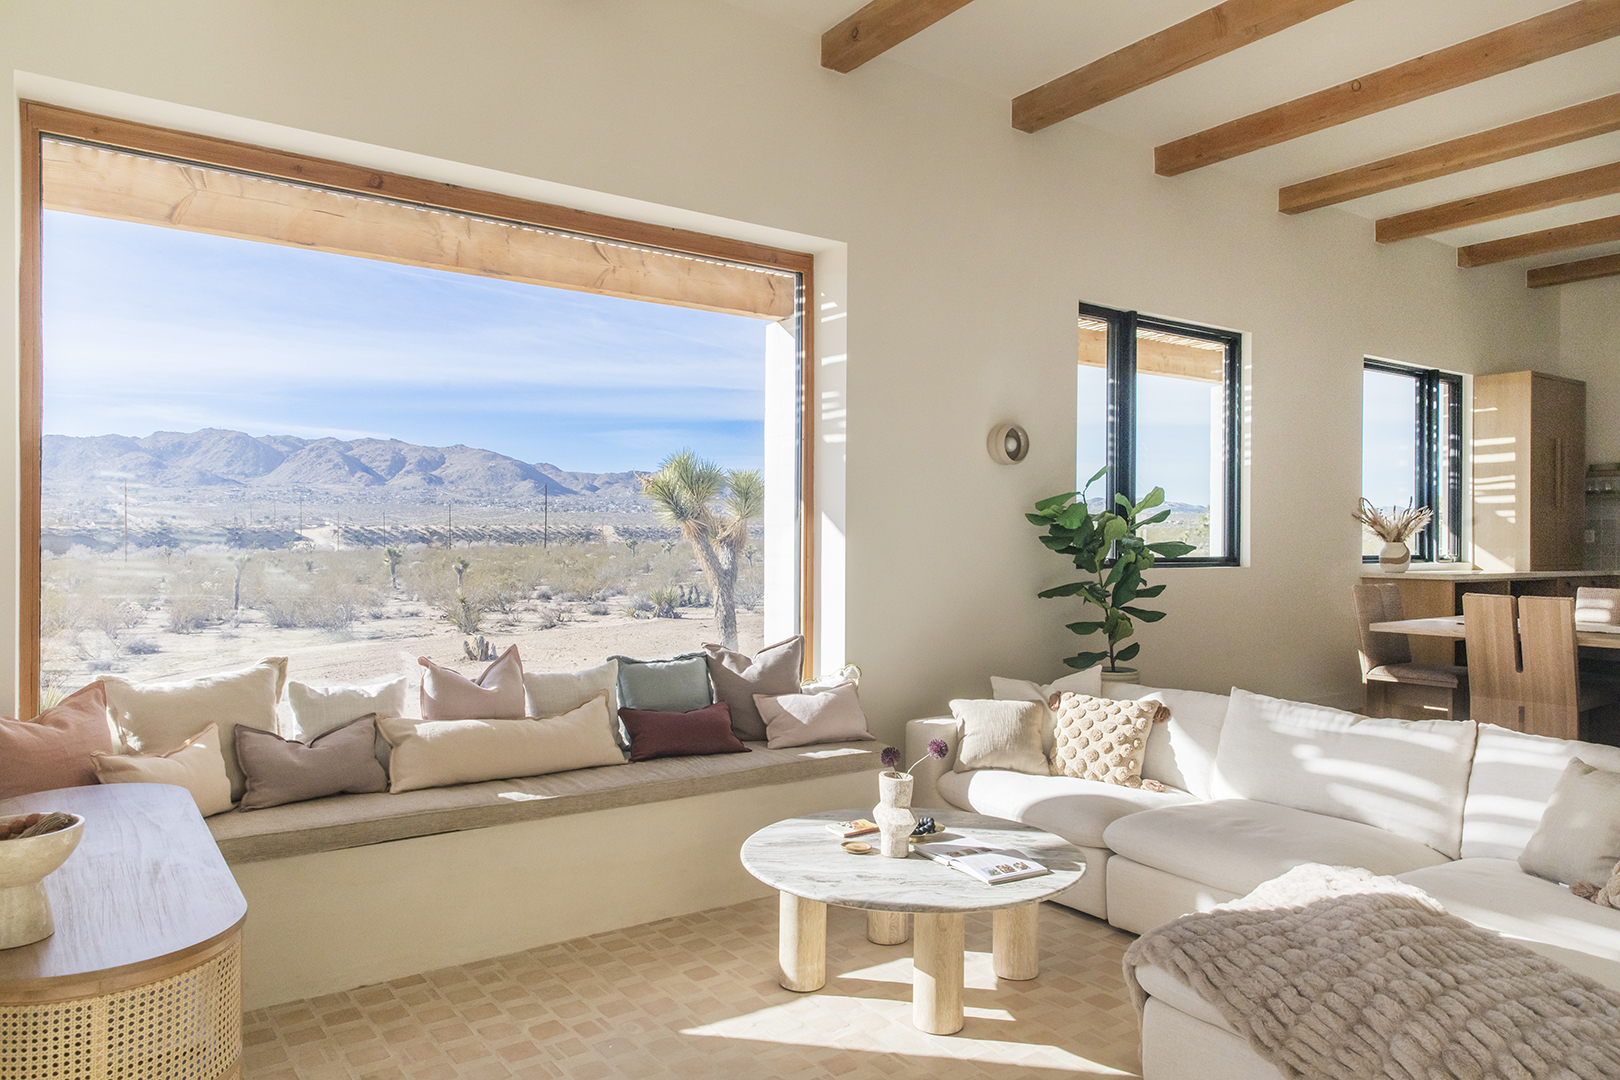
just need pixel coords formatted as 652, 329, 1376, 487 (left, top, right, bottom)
993, 903, 1040, 980
778, 892, 825, 992
866, 910, 910, 945
912, 912, 964, 1035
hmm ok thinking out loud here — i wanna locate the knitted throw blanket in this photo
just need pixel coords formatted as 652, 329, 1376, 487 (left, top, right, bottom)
1123, 865, 1620, 1080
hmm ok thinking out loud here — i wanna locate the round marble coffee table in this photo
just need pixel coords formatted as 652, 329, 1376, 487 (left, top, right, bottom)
740, 808, 1085, 1035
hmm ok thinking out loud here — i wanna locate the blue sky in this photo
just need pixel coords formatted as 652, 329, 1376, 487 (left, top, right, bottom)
42, 211, 769, 473
1362, 368, 1416, 510
1078, 366, 1219, 509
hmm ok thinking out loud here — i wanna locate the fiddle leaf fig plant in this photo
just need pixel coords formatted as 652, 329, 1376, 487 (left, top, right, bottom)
1027, 466, 1195, 672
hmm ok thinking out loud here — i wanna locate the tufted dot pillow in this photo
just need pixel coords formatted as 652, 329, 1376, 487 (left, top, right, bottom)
1050, 693, 1168, 788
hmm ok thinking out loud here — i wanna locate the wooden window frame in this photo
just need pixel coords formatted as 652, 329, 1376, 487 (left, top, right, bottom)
17, 102, 817, 716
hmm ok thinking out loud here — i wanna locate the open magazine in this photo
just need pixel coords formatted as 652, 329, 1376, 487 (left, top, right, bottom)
913, 836, 1051, 885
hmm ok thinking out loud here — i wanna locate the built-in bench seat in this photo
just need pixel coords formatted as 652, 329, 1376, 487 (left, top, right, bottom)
211, 740, 878, 863
226, 740, 881, 1008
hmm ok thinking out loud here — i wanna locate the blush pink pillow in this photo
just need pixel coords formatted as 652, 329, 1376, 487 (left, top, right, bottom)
0, 683, 116, 798
419, 646, 526, 721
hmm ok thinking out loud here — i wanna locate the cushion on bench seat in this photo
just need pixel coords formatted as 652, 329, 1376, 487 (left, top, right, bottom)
1102, 799, 1451, 897
937, 768, 1197, 848
209, 740, 878, 863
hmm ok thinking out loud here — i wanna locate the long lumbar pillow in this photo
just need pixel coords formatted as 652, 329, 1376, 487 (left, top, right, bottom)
377, 691, 624, 794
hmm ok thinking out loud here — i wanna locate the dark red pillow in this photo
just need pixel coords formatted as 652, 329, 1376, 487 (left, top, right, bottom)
619, 701, 750, 762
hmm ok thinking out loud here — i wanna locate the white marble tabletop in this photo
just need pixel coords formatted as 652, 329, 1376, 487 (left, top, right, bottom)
740, 808, 1086, 914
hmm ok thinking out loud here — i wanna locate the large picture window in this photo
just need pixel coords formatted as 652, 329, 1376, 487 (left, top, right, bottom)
20, 105, 814, 716
1077, 303, 1241, 566
1362, 359, 1463, 563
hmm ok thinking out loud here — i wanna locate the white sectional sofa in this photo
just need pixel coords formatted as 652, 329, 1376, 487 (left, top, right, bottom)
906, 682, 1620, 1079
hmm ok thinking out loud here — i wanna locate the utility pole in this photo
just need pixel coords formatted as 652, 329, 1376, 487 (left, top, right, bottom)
123, 482, 129, 562
544, 484, 549, 549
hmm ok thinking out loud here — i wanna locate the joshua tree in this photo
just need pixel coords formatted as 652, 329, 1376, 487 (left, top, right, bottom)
229, 555, 252, 612
384, 547, 403, 589
743, 544, 758, 568
452, 556, 470, 587
624, 537, 640, 558
639, 450, 763, 650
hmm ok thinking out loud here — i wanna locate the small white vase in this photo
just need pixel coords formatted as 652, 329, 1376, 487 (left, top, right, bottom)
1379, 541, 1411, 573
873, 771, 917, 858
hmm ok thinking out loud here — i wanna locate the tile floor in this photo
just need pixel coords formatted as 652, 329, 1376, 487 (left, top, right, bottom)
244, 897, 1144, 1080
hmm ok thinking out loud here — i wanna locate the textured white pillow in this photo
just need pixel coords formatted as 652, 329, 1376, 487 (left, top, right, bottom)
990, 667, 1103, 757
951, 699, 1049, 776
93, 723, 234, 817
1212, 688, 1477, 858
524, 661, 623, 750
101, 657, 287, 803
286, 677, 408, 741
377, 692, 624, 794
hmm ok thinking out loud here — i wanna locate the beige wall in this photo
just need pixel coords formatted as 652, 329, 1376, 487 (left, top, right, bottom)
1556, 277, 1620, 466
2, 1, 1560, 739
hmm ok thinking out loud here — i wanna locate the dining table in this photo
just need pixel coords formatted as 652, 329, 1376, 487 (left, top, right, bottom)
1369, 616, 1620, 649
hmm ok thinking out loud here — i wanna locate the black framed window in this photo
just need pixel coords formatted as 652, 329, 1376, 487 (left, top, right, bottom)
1077, 302, 1241, 566
1361, 359, 1463, 562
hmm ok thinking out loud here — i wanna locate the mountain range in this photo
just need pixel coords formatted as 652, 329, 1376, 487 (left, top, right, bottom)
42, 428, 646, 501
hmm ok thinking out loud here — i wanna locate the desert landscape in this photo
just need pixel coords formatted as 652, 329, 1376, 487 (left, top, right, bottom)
41, 428, 768, 707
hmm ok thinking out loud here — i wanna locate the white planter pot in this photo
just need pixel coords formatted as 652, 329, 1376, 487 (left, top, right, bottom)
1099, 666, 1139, 686
1379, 541, 1411, 573
873, 771, 916, 858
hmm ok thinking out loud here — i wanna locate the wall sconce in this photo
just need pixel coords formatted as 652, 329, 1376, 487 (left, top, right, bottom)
987, 423, 1029, 465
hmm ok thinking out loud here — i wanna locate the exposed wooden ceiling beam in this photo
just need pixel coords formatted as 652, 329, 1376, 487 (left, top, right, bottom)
1156, 0, 1620, 176
1527, 251, 1620, 286
821, 0, 976, 73
1376, 160, 1620, 242
1012, 0, 1355, 134
1279, 93, 1620, 214
1457, 213, 1620, 267
41, 139, 796, 320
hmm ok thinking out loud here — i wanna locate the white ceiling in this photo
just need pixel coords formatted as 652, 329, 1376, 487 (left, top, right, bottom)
724, 0, 1620, 272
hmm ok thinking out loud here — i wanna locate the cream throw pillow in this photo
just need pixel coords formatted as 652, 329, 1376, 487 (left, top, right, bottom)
101, 657, 287, 803
378, 691, 624, 794
1050, 693, 1167, 788
950, 699, 1048, 775
990, 667, 1103, 757
93, 723, 234, 817
523, 661, 623, 750
1520, 758, 1620, 888
286, 677, 408, 741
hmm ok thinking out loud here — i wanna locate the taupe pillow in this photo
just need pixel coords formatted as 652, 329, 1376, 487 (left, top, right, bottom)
705, 637, 803, 741
234, 716, 388, 811
950, 699, 1049, 776
1520, 757, 1620, 888
754, 681, 874, 749
93, 723, 235, 817
419, 646, 525, 721
1050, 693, 1166, 787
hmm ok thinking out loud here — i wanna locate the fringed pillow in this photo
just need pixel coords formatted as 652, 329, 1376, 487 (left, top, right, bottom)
1050, 693, 1169, 789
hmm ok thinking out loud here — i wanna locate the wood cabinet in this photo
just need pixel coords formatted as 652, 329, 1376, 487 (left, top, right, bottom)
1472, 371, 1586, 571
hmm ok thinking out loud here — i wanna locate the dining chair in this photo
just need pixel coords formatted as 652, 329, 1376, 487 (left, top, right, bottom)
1462, 592, 1620, 740
1352, 583, 1467, 721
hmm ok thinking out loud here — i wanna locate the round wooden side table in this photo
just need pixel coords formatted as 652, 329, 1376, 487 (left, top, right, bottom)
0, 784, 247, 1079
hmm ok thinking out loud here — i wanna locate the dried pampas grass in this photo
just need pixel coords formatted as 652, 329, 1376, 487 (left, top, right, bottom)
1353, 498, 1432, 543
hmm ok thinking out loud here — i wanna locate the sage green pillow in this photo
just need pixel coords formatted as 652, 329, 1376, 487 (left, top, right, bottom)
610, 653, 713, 714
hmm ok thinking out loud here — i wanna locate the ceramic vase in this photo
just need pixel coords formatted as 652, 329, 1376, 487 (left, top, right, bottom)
874, 771, 916, 858
0, 815, 83, 950
1099, 666, 1139, 687
1379, 541, 1411, 573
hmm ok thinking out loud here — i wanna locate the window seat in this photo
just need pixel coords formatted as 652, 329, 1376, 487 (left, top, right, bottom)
209, 740, 879, 864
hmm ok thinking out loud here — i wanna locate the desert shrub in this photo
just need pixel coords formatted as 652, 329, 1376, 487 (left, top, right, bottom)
533, 605, 560, 630
167, 593, 220, 634
40, 587, 72, 638
587, 601, 609, 616
627, 593, 654, 614
649, 587, 681, 619
443, 591, 482, 634
734, 580, 763, 612
123, 638, 160, 655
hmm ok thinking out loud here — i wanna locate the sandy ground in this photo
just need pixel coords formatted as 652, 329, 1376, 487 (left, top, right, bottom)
47, 595, 765, 716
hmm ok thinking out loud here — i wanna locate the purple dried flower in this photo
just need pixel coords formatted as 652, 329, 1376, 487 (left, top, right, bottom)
880, 746, 901, 770
927, 738, 948, 761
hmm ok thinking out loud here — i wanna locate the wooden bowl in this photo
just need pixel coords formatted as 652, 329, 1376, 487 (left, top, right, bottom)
840, 840, 873, 855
